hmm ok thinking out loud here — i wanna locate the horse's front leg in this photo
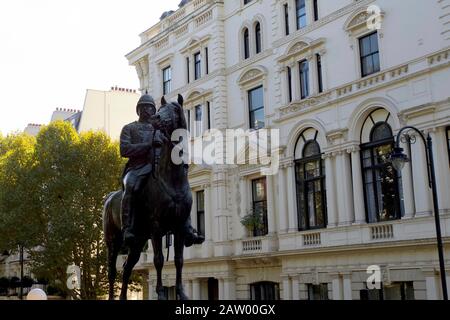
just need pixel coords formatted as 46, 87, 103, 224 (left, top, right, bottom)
174, 231, 189, 300
152, 236, 166, 300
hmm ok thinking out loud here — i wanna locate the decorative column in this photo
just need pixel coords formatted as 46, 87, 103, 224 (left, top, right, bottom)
429, 128, 450, 211
282, 276, 292, 300
309, 54, 318, 95
192, 279, 201, 300
306, 0, 315, 25
290, 62, 300, 101
239, 176, 249, 237
224, 277, 236, 300
349, 146, 366, 224
286, 161, 298, 232
342, 273, 352, 300
266, 175, 276, 235
278, 166, 288, 233
218, 278, 225, 300
411, 138, 433, 216
423, 268, 439, 300
323, 153, 337, 227
185, 279, 193, 299
291, 276, 300, 300
288, 0, 297, 33
148, 272, 154, 300
400, 141, 415, 218
330, 273, 342, 300
336, 151, 354, 226
202, 185, 212, 245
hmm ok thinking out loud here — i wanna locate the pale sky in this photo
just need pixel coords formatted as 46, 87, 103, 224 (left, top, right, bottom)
0, 0, 181, 135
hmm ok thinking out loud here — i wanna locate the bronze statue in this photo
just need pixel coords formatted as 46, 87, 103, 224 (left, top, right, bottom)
103, 94, 204, 300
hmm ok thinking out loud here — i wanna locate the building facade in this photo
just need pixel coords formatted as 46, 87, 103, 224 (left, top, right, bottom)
125, 0, 450, 300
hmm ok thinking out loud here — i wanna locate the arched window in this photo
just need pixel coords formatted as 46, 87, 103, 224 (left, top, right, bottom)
360, 109, 403, 223
243, 28, 250, 59
255, 22, 262, 54
294, 128, 327, 231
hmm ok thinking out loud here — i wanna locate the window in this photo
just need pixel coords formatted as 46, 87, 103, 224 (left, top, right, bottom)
207, 278, 219, 301
194, 52, 201, 80
248, 86, 265, 130
313, 0, 319, 21
446, 127, 450, 166
359, 32, 380, 77
243, 28, 250, 59
295, 138, 327, 230
284, 3, 290, 35
186, 57, 190, 84
255, 22, 262, 54
287, 66, 293, 102
361, 282, 415, 300
316, 54, 323, 93
207, 101, 211, 130
250, 282, 279, 300
244, 0, 253, 4
361, 114, 402, 223
251, 178, 268, 236
196, 190, 205, 237
195, 105, 203, 137
308, 284, 329, 300
205, 47, 209, 75
299, 59, 309, 99
296, 0, 307, 29
162, 66, 171, 95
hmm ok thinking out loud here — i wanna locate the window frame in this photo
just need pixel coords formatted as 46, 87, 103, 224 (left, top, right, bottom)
162, 66, 172, 95
359, 31, 380, 78
250, 282, 280, 300
251, 177, 268, 237
446, 126, 450, 166
194, 52, 202, 80
255, 22, 262, 54
248, 85, 265, 130
360, 120, 403, 223
284, 3, 290, 36
316, 54, 323, 93
243, 28, 250, 59
196, 190, 205, 237
287, 66, 293, 103
296, 0, 307, 30
295, 139, 327, 231
299, 59, 309, 99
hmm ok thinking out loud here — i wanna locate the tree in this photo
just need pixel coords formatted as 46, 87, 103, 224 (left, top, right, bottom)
0, 122, 125, 300
0, 133, 42, 250
29, 121, 124, 299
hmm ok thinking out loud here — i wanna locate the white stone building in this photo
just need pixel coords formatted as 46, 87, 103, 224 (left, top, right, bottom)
125, 0, 450, 300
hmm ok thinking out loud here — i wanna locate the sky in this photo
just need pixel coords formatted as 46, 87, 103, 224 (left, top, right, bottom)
0, 0, 181, 135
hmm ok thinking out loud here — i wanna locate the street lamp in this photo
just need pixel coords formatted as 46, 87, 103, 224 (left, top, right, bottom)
389, 126, 448, 300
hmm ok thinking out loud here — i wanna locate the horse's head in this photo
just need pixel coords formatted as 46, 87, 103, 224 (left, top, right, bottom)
155, 94, 187, 136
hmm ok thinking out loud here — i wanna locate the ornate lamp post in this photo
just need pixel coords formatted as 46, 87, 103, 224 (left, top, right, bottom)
390, 126, 448, 300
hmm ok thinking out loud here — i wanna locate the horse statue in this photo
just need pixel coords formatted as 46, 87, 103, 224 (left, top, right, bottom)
103, 94, 192, 300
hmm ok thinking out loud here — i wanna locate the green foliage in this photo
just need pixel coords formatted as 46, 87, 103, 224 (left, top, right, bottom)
240, 211, 265, 234
0, 121, 125, 300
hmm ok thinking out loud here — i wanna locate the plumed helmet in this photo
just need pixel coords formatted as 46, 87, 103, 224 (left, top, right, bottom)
136, 94, 156, 115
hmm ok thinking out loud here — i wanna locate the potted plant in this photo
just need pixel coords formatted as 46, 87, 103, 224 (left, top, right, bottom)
240, 210, 265, 237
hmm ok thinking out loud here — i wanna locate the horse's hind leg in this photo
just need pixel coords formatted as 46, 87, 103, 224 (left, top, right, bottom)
152, 236, 166, 300
174, 231, 188, 300
107, 235, 122, 300
119, 239, 146, 300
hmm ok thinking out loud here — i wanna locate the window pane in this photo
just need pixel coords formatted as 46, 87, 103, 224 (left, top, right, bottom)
250, 109, 265, 129
255, 23, 261, 54
197, 190, 204, 211
370, 33, 379, 52
249, 86, 264, 110
252, 178, 266, 202
372, 53, 380, 73
303, 141, 320, 158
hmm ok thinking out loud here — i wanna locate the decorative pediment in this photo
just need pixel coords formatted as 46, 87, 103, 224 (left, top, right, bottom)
185, 89, 213, 106
288, 41, 309, 55
278, 38, 326, 64
344, 7, 385, 35
238, 66, 267, 87
180, 35, 211, 54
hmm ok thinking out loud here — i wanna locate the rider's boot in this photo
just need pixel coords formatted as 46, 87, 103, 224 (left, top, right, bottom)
184, 217, 205, 248
121, 194, 136, 246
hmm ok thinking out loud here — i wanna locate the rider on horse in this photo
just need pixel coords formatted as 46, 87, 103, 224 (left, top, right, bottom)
119, 94, 205, 248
